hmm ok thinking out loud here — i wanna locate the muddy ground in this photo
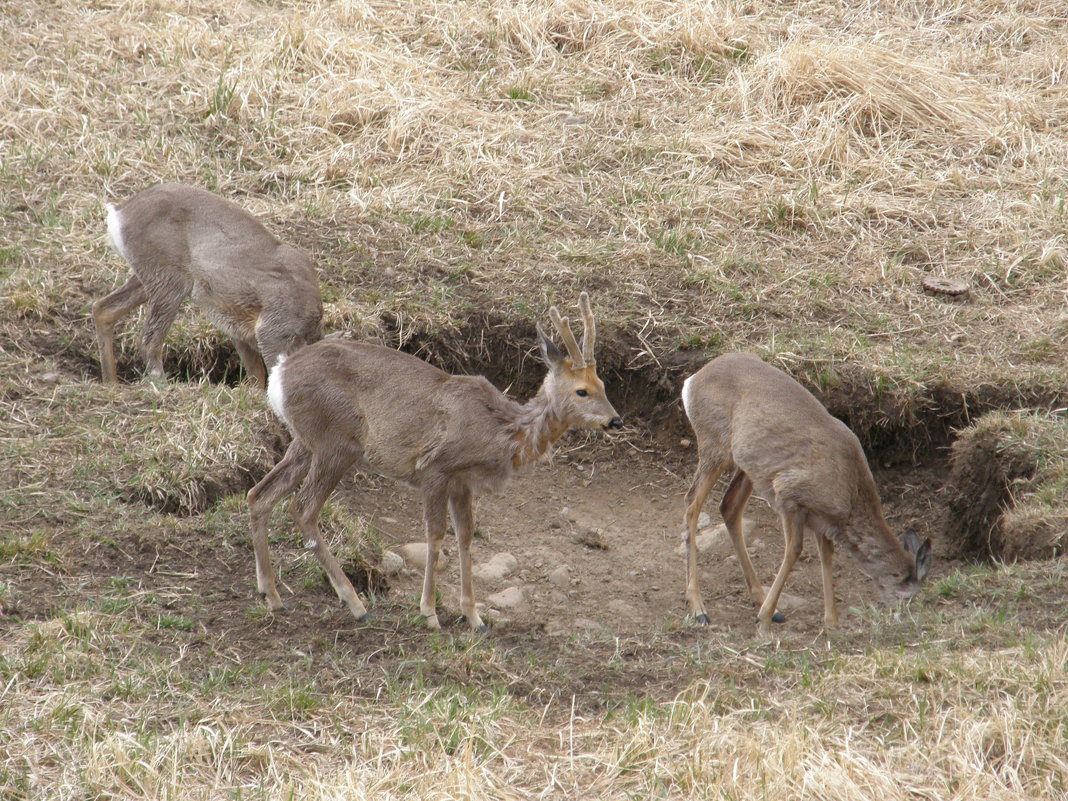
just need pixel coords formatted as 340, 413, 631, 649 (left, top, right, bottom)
1, 411, 973, 708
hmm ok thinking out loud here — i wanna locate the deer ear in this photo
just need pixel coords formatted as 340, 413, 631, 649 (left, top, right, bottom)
536, 325, 566, 369
913, 537, 933, 582
903, 528, 933, 582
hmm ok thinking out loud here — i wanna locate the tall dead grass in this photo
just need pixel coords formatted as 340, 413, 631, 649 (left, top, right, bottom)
2, 2, 1068, 797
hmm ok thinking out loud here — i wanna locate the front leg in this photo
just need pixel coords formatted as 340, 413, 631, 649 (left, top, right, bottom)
449, 482, 487, 632
419, 482, 449, 630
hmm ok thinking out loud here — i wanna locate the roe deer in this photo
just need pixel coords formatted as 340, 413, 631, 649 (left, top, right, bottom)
682, 353, 931, 635
94, 183, 322, 387
248, 293, 623, 631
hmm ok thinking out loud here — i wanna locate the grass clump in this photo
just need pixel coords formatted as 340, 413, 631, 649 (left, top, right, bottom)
944, 411, 1068, 562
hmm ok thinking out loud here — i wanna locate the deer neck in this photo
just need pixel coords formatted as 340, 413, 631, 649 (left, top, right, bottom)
510, 381, 572, 469
847, 491, 915, 584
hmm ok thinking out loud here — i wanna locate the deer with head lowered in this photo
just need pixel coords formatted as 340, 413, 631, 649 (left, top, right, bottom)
94, 183, 322, 387
682, 353, 932, 635
249, 293, 623, 631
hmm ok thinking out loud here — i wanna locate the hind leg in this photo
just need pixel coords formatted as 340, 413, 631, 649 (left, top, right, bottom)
247, 439, 311, 611
720, 470, 766, 608
683, 460, 726, 624
234, 338, 267, 388
816, 532, 839, 628
418, 480, 450, 630
140, 289, 189, 380
93, 275, 147, 382
291, 452, 368, 621
449, 482, 486, 632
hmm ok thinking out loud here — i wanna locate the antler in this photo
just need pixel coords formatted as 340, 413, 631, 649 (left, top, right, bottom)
549, 305, 585, 367
578, 291, 596, 365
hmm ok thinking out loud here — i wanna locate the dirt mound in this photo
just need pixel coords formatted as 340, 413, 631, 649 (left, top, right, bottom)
943, 413, 1065, 562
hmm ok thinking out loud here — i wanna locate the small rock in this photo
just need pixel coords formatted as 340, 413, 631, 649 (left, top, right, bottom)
41, 372, 59, 384
697, 511, 712, 529
547, 565, 571, 588
380, 516, 398, 525
486, 586, 525, 610
474, 552, 518, 582
380, 550, 404, 576
676, 519, 755, 556
763, 587, 807, 613
396, 542, 447, 572
680, 438, 691, 448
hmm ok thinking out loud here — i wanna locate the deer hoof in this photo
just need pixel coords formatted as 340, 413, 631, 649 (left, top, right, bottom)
355, 612, 372, 624
695, 613, 710, 625
259, 592, 287, 613
772, 611, 786, 624
417, 614, 441, 631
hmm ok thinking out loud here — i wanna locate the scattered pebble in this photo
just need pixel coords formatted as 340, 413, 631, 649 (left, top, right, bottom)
547, 565, 571, 588
380, 550, 404, 576
396, 542, 447, 572
474, 552, 519, 582
486, 586, 525, 611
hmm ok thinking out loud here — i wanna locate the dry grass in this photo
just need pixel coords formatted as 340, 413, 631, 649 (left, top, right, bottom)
2, 0, 1066, 398
2, 561, 1067, 799
3, 0, 1068, 799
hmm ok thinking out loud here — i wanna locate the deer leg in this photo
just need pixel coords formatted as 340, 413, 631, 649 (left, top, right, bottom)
683, 461, 725, 624
816, 531, 839, 628
757, 509, 805, 635
721, 470, 769, 609
233, 338, 267, 388
291, 453, 368, 621
92, 275, 147, 383
418, 482, 450, 630
247, 439, 311, 611
139, 287, 188, 380
449, 482, 486, 632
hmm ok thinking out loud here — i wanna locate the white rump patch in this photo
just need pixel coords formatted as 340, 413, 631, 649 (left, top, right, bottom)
681, 374, 695, 420
105, 203, 128, 261
266, 354, 289, 425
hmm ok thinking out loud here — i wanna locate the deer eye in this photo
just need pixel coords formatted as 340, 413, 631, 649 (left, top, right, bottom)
575, 389, 588, 397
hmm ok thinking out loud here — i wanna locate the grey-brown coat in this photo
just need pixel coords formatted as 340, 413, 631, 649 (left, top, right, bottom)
682, 353, 932, 635
250, 293, 623, 631
94, 183, 322, 386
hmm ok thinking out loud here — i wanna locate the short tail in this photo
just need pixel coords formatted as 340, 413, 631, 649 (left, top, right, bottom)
266, 354, 289, 425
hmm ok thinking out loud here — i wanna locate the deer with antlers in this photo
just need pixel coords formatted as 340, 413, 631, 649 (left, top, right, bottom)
682, 353, 932, 635
94, 183, 322, 387
248, 293, 622, 631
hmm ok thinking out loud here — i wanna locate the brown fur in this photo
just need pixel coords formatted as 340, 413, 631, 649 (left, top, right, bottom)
682, 353, 932, 634
94, 183, 322, 387
249, 294, 622, 631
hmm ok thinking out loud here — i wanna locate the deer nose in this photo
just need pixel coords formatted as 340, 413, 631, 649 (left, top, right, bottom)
607, 417, 624, 430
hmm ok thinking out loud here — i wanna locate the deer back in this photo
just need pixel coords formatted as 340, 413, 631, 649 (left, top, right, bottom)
688, 354, 916, 565
272, 339, 526, 491
111, 183, 322, 348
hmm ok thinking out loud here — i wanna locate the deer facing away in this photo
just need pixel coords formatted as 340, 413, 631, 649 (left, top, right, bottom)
249, 293, 623, 631
94, 183, 322, 387
682, 353, 932, 635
